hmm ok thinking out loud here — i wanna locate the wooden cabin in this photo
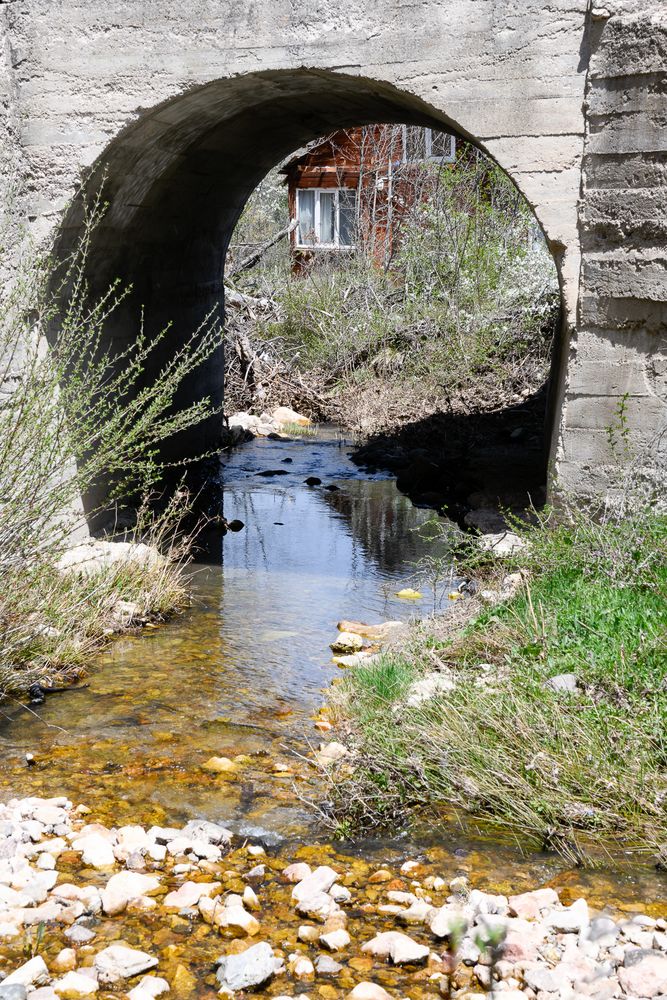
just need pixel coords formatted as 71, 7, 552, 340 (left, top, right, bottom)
280, 125, 456, 272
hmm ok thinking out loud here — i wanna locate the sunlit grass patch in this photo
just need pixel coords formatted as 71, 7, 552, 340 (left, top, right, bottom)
326, 502, 667, 861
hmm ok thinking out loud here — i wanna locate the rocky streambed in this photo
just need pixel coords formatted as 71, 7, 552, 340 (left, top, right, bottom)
2, 429, 666, 999
2, 795, 667, 1000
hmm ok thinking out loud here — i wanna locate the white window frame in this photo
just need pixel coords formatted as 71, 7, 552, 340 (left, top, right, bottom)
401, 126, 456, 164
295, 188, 356, 250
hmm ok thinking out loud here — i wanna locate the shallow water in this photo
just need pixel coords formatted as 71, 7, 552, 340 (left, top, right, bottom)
1, 428, 665, 914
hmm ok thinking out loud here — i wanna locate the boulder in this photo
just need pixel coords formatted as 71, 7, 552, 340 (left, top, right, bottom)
215, 942, 283, 992
545, 898, 589, 934
320, 929, 350, 951
283, 862, 312, 883
0, 988, 28, 1000
337, 620, 403, 642
476, 530, 526, 556
51, 950, 77, 974
296, 891, 340, 922
404, 673, 455, 707
315, 743, 350, 767
57, 541, 163, 578
72, 834, 115, 869
181, 820, 232, 846
201, 757, 237, 774
94, 946, 158, 984
315, 955, 343, 975
545, 673, 579, 694
272, 407, 311, 428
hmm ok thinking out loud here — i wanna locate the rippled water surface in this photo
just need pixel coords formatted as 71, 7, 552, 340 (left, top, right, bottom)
1, 428, 665, 913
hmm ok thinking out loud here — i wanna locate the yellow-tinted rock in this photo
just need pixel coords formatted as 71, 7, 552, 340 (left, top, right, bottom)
172, 964, 197, 997
202, 756, 237, 774
330, 632, 364, 654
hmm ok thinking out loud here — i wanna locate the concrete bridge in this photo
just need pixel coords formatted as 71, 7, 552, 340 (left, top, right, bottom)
1, 0, 665, 495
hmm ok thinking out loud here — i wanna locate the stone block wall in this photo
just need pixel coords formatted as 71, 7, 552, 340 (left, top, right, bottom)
557, 0, 667, 493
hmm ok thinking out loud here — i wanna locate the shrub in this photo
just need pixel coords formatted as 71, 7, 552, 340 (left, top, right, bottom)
0, 199, 222, 697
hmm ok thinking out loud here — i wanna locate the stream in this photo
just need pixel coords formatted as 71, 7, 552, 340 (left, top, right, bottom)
0, 428, 664, 916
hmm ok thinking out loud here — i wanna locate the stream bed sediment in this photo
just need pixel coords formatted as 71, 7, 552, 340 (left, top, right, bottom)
0, 428, 665, 998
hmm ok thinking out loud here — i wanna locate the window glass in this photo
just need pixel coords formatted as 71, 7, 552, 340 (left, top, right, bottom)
403, 126, 427, 163
338, 189, 356, 247
319, 191, 335, 244
297, 189, 315, 245
429, 130, 455, 162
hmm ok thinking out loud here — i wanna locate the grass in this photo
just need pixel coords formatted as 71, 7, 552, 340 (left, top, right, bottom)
0, 532, 191, 702
281, 421, 318, 437
326, 500, 667, 862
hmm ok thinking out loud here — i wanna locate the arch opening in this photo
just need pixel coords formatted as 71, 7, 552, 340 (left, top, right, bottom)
54, 69, 564, 520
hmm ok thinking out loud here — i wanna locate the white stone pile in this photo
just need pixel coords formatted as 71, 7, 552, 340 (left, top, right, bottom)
1, 796, 666, 999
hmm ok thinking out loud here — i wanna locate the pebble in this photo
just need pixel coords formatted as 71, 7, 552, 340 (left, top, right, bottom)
320, 928, 351, 951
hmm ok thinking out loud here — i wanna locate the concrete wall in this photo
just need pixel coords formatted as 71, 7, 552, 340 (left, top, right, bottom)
1, 0, 665, 494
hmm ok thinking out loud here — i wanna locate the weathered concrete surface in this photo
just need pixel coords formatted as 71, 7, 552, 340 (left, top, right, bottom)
1, 0, 665, 494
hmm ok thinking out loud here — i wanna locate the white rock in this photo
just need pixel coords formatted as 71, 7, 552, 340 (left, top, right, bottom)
100, 872, 160, 916
296, 891, 340, 922
216, 942, 283, 992
3, 956, 50, 987
430, 905, 470, 938
74, 834, 115, 869
348, 983, 393, 1000
398, 900, 435, 925
127, 976, 170, 1000
404, 673, 455, 706
320, 929, 350, 951
94, 946, 158, 984
52, 971, 99, 997
283, 863, 311, 883
163, 881, 220, 909
361, 931, 429, 964
243, 885, 260, 910
289, 954, 314, 979
328, 884, 351, 903
292, 866, 339, 902
546, 898, 589, 934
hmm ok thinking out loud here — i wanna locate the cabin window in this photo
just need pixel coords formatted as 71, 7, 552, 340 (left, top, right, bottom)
296, 188, 356, 249
402, 126, 456, 164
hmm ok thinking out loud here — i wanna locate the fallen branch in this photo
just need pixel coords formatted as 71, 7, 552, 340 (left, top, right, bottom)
227, 219, 297, 280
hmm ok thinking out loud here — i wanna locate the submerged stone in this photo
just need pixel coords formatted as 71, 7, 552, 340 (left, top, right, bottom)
216, 942, 283, 992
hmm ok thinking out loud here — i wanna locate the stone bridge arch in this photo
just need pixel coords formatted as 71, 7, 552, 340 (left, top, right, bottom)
2, 0, 665, 495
